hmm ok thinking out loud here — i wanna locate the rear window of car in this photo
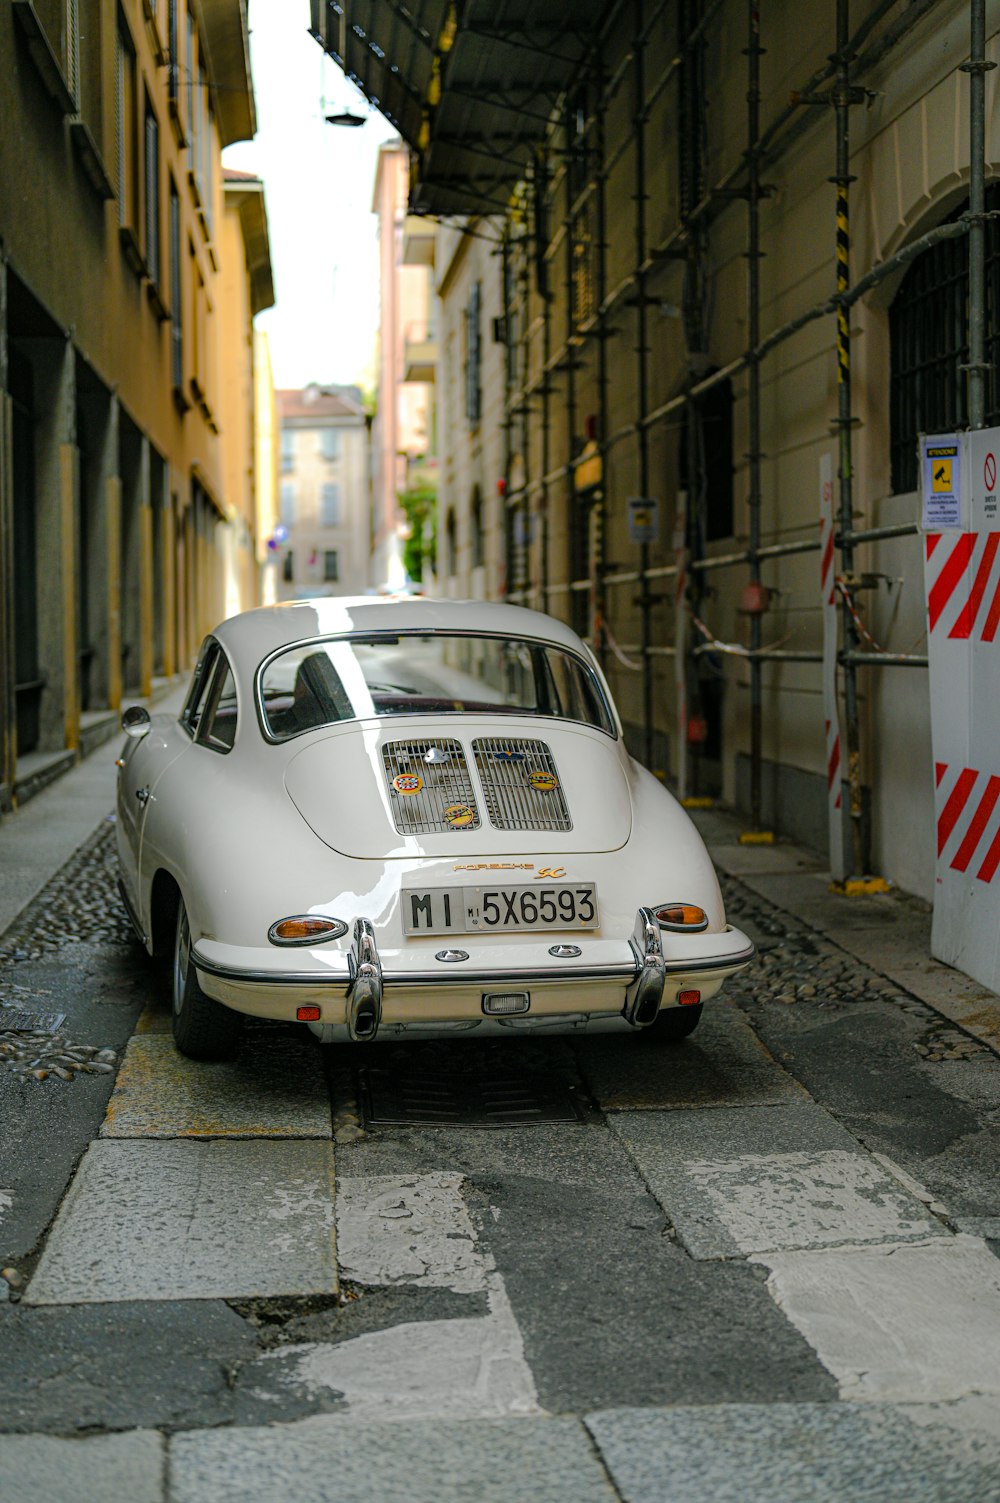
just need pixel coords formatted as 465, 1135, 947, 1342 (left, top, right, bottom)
258, 632, 616, 742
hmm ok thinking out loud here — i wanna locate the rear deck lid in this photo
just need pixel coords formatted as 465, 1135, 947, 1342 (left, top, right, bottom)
283, 720, 632, 858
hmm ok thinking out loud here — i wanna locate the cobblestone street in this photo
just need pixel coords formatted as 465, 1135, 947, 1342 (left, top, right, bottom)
2, 804, 1000, 1501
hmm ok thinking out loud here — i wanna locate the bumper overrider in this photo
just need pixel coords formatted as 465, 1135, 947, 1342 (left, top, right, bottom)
190, 909, 755, 1041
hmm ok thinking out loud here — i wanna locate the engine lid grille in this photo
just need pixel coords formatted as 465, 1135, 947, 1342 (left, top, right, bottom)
382, 738, 481, 835
472, 737, 572, 832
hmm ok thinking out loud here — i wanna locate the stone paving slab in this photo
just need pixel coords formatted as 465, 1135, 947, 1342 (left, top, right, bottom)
336, 1172, 491, 1293
0, 1300, 270, 1433
101, 1032, 332, 1139
607, 1103, 943, 1258
0, 1431, 164, 1503
242, 1277, 540, 1422
168, 1416, 617, 1503
578, 999, 806, 1111
759, 1234, 1000, 1402
25, 1139, 337, 1304
586, 1401, 1000, 1503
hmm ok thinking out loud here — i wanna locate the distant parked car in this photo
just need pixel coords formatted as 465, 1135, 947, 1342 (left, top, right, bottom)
116, 598, 753, 1059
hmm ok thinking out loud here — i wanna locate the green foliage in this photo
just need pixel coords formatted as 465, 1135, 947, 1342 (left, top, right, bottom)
398, 481, 437, 582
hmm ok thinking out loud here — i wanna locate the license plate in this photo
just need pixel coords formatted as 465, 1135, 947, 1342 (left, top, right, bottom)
401, 883, 599, 935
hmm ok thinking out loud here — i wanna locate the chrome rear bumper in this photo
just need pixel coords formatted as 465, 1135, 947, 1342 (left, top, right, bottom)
190, 913, 755, 1041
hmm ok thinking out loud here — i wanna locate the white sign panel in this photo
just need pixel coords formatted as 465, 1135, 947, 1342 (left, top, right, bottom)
924, 426, 1000, 992
627, 497, 660, 546
920, 433, 963, 529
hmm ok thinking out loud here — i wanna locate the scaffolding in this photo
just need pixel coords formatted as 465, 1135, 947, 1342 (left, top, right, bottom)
500, 0, 992, 877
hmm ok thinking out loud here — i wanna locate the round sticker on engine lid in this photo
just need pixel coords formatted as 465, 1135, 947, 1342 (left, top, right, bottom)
393, 773, 423, 795
528, 771, 558, 792
443, 803, 477, 828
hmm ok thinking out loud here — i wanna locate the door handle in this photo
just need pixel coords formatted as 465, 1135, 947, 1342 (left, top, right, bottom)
135, 786, 150, 806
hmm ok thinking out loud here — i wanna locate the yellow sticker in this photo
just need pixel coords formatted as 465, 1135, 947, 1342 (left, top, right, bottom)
393, 773, 424, 795
931, 458, 953, 494
528, 771, 558, 793
443, 803, 477, 828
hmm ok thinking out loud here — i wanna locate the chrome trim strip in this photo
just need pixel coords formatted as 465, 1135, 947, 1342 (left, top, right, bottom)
661, 942, 756, 975
116, 879, 147, 948
190, 945, 636, 989
254, 629, 619, 744
191, 942, 754, 990
382, 964, 638, 985
191, 948, 348, 986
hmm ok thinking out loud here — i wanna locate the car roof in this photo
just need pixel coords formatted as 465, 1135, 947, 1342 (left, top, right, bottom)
212, 597, 593, 677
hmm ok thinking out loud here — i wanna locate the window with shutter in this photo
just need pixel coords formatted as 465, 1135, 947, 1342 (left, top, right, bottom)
65, 0, 80, 106
321, 484, 340, 527
144, 97, 160, 286
170, 181, 184, 394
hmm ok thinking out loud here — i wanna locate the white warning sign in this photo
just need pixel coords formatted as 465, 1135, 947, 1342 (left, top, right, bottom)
921, 434, 963, 529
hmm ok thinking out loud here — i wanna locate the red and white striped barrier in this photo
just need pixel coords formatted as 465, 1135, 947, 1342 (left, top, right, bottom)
922, 428, 1000, 990
819, 455, 845, 880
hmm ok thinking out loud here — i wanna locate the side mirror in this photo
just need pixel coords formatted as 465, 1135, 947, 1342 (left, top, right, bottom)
121, 705, 151, 740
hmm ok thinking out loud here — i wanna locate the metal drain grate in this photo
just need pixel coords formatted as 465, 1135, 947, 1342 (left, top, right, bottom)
359, 1068, 587, 1127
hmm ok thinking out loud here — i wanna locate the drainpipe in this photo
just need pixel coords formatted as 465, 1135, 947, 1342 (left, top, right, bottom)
564, 132, 579, 625
501, 231, 514, 596
833, 0, 865, 876
964, 0, 992, 430
595, 63, 610, 671
541, 183, 552, 614
634, 0, 654, 767
747, 1, 765, 830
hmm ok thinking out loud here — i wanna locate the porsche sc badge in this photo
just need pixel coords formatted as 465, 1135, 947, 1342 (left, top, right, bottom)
393, 773, 424, 795
528, 771, 558, 793
443, 803, 477, 828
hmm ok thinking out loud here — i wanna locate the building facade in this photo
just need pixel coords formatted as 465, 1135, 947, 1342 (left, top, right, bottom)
315, 0, 1000, 904
371, 140, 436, 590
0, 0, 272, 810
434, 221, 506, 603
275, 386, 370, 600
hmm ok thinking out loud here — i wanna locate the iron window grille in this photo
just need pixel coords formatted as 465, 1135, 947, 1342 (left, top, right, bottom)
464, 282, 482, 426
890, 186, 1000, 495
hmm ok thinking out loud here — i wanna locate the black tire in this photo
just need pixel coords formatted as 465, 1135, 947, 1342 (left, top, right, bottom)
172, 899, 243, 1060
647, 1003, 704, 1043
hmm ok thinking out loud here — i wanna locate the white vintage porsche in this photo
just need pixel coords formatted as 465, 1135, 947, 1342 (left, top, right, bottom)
116, 598, 753, 1059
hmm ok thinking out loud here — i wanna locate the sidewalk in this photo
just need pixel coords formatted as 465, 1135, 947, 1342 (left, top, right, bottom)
2, 719, 999, 1059
691, 805, 1000, 1059
0, 685, 188, 941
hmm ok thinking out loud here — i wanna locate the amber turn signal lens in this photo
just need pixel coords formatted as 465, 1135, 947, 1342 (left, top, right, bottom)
654, 903, 708, 931
268, 916, 348, 946
296, 1005, 322, 1022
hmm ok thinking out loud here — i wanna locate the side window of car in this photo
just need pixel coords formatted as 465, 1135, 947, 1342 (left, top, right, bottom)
180, 643, 220, 739
198, 656, 238, 752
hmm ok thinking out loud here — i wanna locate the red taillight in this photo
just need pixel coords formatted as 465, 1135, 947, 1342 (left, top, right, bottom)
654, 904, 708, 932
678, 989, 702, 1007
296, 1005, 322, 1022
268, 916, 348, 946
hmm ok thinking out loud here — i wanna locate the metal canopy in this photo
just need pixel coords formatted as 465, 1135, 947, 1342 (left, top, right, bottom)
309, 0, 606, 215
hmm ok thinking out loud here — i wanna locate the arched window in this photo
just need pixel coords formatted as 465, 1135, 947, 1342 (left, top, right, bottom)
890, 184, 1000, 493
470, 486, 484, 569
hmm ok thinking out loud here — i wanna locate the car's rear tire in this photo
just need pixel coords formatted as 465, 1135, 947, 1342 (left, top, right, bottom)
648, 1003, 703, 1043
172, 900, 243, 1060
